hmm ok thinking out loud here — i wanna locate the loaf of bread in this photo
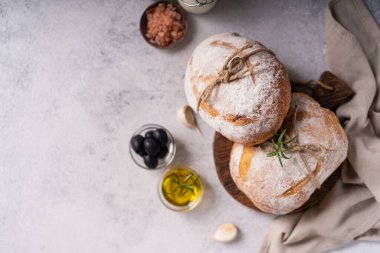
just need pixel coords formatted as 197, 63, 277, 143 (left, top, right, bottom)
184, 32, 291, 145
229, 93, 348, 214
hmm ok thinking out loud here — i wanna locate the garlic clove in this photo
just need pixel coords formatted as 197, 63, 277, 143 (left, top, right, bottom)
211, 223, 238, 243
177, 105, 202, 134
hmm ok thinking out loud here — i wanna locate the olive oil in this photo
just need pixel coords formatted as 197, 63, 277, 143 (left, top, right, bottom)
160, 166, 204, 209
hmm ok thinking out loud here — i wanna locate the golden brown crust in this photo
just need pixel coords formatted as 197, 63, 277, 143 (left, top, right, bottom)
223, 114, 259, 126
200, 101, 219, 117
238, 146, 256, 181
209, 40, 237, 49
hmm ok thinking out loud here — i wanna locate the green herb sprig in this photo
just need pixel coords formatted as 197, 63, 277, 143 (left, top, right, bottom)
266, 129, 297, 167
169, 173, 199, 197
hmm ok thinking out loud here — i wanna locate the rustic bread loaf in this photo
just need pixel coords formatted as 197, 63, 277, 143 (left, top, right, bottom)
184, 32, 291, 145
229, 93, 348, 214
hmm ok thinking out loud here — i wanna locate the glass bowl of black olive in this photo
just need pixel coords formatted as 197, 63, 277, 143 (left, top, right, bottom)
130, 124, 176, 169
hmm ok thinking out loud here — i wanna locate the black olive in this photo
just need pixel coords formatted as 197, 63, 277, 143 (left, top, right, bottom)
153, 128, 168, 147
130, 135, 145, 153
145, 131, 154, 139
143, 138, 161, 156
137, 150, 147, 157
158, 146, 168, 159
143, 155, 158, 169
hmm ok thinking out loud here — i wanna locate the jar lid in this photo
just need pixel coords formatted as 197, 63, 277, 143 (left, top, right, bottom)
178, 0, 215, 7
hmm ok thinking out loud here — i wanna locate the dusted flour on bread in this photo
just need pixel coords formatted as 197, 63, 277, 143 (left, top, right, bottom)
184, 32, 291, 145
229, 93, 348, 214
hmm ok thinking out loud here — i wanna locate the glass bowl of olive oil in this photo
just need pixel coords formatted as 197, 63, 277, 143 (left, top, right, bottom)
158, 165, 204, 212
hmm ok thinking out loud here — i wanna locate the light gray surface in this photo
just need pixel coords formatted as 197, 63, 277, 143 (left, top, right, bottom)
0, 0, 379, 252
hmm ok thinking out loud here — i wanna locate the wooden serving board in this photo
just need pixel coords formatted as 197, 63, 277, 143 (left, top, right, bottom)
213, 71, 354, 213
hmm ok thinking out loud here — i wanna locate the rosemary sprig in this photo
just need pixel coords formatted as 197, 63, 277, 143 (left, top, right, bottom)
170, 173, 199, 197
266, 129, 297, 167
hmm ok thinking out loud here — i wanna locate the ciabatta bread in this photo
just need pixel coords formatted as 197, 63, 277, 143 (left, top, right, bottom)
229, 93, 348, 214
184, 32, 291, 145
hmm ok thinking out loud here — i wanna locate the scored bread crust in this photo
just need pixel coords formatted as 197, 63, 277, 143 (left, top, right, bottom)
184, 32, 291, 145
229, 93, 348, 215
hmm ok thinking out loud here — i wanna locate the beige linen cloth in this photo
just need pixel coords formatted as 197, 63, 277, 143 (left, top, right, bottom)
260, 0, 380, 252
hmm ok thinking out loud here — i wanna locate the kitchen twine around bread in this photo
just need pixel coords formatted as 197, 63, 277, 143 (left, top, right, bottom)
195, 41, 333, 112
279, 105, 330, 196
195, 41, 331, 192
196, 42, 275, 112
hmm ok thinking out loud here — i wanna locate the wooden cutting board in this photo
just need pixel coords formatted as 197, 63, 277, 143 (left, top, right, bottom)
213, 71, 354, 213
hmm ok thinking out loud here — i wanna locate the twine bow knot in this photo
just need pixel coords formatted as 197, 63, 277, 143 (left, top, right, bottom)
272, 106, 332, 196
196, 42, 275, 112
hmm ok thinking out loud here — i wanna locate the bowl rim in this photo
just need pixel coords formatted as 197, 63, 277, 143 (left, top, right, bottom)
129, 123, 176, 170
139, 1, 188, 49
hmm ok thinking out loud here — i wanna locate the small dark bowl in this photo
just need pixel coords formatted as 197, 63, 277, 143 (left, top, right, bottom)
140, 1, 188, 49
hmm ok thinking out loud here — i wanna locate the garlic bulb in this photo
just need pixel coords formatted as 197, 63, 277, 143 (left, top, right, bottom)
211, 223, 238, 243
177, 105, 201, 134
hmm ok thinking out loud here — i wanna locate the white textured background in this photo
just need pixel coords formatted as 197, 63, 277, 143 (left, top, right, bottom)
0, 0, 379, 252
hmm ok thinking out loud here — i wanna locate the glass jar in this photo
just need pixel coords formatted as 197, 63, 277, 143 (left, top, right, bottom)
129, 124, 176, 169
178, 0, 217, 14
158, 165, 204, 211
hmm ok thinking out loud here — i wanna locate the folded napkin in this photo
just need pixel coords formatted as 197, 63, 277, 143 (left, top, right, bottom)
260, 0, 380, 252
